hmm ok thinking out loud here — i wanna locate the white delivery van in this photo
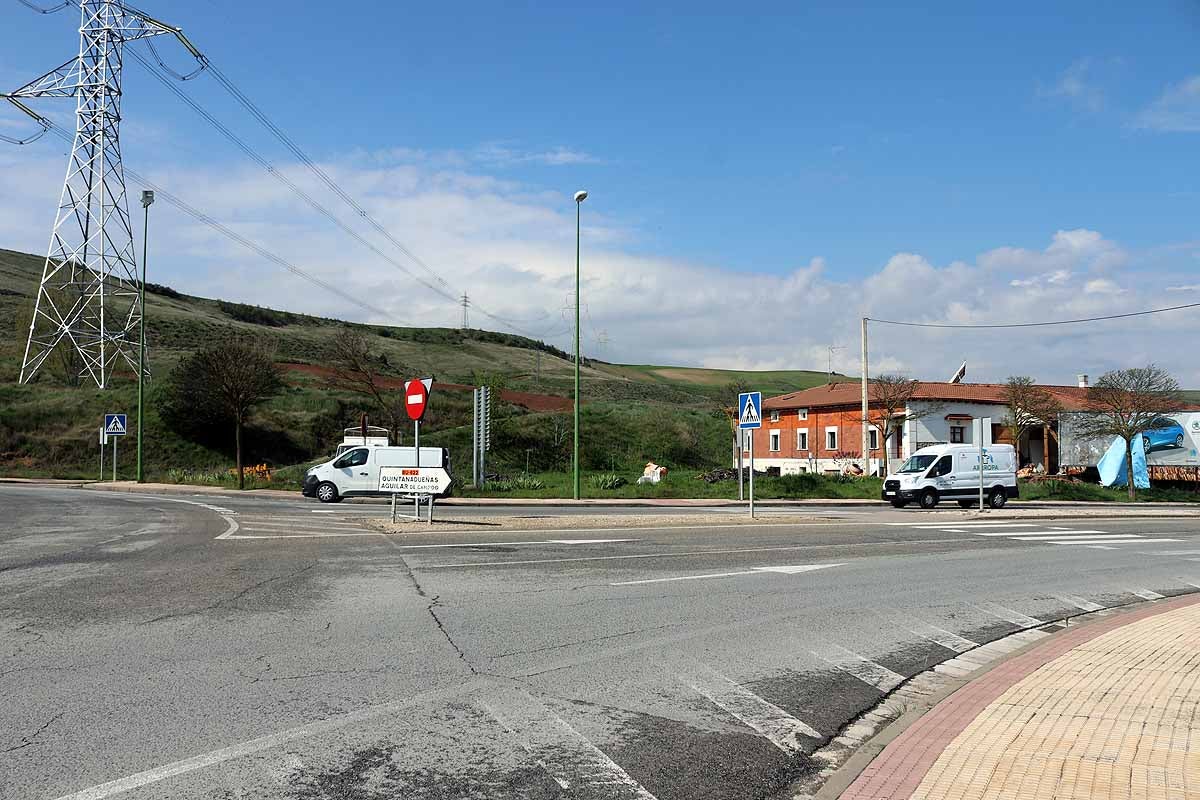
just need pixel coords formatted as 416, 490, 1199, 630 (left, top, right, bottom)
302, 445, 452, 503
881, 443, 1018, 509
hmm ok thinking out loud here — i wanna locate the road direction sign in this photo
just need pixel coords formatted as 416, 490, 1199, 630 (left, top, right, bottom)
104, 413, 127, 436
738, 392, 762, 430
404, 378, 433, 421
378, 466, 451, 494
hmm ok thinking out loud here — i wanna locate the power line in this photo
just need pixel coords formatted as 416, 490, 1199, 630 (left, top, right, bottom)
16, 0, 577, 344
868, 302, 1200, 330
40, 122, 397, 320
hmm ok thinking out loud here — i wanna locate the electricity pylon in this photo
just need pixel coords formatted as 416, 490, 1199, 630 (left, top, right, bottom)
4, 0, 197, 387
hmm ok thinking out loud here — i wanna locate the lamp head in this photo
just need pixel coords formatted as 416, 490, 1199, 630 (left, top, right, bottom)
574, 190, 588, 203
141, 190, 155, 208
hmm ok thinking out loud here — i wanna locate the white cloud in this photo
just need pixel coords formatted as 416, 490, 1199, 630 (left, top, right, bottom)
1135, 75, 1200, 132
1167, 284, 1200, 292
1038, 59, 1105, 112
4, 143, 1200, 387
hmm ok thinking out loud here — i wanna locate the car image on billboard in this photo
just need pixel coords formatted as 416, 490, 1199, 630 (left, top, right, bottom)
1142, 416, 1187, 453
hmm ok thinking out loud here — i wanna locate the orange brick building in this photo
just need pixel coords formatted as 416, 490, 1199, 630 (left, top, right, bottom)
740, 380, 1093, 476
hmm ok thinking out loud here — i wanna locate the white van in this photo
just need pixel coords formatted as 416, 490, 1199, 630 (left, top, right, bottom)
881, 443, 1018, 509
302, 446, 452, 503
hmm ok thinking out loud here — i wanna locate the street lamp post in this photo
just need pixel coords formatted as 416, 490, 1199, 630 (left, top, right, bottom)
136, 190, 154, 483
573, 189, 588, 500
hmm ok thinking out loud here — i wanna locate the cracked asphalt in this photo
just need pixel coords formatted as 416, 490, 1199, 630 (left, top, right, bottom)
3, 484, 1200, 800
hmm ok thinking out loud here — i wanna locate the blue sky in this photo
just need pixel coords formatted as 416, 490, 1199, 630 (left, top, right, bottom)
3, 1, 1200, 381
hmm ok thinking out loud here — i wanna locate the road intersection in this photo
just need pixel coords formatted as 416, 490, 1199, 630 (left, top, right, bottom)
3, 484, 1199, 800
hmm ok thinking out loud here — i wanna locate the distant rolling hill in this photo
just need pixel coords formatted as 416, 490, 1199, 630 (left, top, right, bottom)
0, 247, 840, 481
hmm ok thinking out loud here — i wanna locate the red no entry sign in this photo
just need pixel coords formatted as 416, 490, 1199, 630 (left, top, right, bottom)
404, 378, 432, 421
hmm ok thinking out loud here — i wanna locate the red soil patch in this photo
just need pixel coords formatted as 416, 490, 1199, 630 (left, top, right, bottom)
281, 363, 572, 413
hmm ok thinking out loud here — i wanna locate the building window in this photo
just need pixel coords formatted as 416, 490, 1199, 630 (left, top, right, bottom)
950, 426, 964, 444
797, 430, 809, 450
769, 430, 781, 451
769, 410, 780, 423
869, 429, 879, 450
826, 428, 838, 451
798, 408, 808, 420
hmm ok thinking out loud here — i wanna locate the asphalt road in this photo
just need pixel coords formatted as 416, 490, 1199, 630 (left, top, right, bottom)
3, 485, 1200, 800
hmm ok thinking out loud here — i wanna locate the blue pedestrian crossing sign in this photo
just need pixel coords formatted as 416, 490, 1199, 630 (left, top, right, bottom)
104, 413, 127, 437
737, 392, 762, 429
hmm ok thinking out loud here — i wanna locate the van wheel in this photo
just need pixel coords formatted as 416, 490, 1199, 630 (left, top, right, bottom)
957, 500, 975, 509
1177, 434, 1185, 448
918, 489, 939, 509
988, 489, 1008, 509
316, 481, 340, 503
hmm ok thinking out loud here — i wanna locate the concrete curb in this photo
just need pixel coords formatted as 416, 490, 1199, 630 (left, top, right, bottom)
794, 591, 1200, 800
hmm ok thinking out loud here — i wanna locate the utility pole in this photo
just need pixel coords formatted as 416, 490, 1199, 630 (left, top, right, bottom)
6, 0, 197, 388
136, 190, 154, 482
460, 293, 470, 329
572, 190, 588, 500
861, 317, 870, 475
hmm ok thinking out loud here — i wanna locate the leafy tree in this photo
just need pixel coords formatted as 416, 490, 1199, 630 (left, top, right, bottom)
326, 327, 410, 443
1002, 376, 1061, 464
165, 340, 284, 489
1074, 365, 1184, 500
865, 375, 938, 476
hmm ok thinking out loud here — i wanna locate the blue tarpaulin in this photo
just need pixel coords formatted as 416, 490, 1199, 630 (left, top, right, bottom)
1097, 435, 1150, 489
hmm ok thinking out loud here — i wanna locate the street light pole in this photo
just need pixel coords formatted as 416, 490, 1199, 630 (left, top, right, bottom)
136, 190, 154, 483
573, 190, 588, 500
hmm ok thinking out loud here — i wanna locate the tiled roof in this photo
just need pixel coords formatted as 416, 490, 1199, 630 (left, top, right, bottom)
764, 381, 1094, 411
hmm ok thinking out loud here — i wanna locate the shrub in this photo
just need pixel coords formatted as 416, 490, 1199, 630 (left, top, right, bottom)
590, 473, 628, 490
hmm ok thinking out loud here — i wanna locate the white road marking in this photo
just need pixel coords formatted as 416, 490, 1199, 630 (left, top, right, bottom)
226, 531, 385, 539
610, 563, 843, 586
1052, 539, 1178, 546
678, 666, 820, 752
393, 538, 639, 549
810, 644, 905, 693
889, 522, 1040, 529
49, 679, 491, 800
1150, 550, 1200, 555
981, 530, 1114, 538
238, 519, 364, 529
975, 602, 1044, 627
1131, 588, 1165, 600
481, 690, 659, 799
421, 540, 965, 570
1008, 533, 1140, 541
1054, 594, 1104, 612
905, 621, 978, 653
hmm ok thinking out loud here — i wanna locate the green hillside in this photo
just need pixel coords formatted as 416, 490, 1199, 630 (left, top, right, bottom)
0, 248, 840, 488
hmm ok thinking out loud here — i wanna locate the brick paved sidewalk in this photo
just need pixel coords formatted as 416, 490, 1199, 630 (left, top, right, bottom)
841, 593, 1200, 800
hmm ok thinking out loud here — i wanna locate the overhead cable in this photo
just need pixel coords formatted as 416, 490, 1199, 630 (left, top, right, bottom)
869, 302, 1200, 330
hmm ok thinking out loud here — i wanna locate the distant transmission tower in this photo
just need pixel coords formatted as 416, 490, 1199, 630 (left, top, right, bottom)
460, 293, 470, 329
4, 0, 196, 388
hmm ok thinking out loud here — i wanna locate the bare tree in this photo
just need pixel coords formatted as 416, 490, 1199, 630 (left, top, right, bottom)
718, 379, 751, 467
166, 340, 284, 489
1074, 365, 1184, 500
1002, 376, 1061, 465
866, 375, 938, 476
326, 327, 408, 443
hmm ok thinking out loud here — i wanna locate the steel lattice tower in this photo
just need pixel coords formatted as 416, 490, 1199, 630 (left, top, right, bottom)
9, 1, 180, 388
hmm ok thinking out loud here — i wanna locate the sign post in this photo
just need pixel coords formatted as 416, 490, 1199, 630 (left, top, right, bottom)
99, 426, 107, 482
402, 378, 434, 522
104, 414, 126, 482
973, 417, 992, 512
738, 392, 762, 518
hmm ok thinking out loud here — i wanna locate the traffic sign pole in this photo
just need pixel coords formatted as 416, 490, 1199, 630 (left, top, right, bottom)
112, 434, 117, 482
749, 432, 755, 519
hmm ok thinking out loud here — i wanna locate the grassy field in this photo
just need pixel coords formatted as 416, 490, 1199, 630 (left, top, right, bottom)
0, 247, 838, 489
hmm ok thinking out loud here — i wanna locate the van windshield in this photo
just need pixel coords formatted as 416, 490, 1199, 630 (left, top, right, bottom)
897, 454, 937, 474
